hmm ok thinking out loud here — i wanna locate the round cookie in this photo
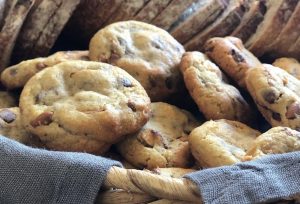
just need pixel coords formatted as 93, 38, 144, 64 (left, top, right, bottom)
272, 57, 300, 80
0, 107, 43, 147
245, 127, 300, 160
1, 50, 89, 90
245, 64, 300, 130
180, 51, 255, 125
89, 20, 185, 101
20, 61, 151, 154
116, 102, 200, 169
204, 36, 263, 88
189, 119, 261, 168
0, 91, 17, 108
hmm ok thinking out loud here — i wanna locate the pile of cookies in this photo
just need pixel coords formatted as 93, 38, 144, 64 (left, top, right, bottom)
1, 19, 300, 175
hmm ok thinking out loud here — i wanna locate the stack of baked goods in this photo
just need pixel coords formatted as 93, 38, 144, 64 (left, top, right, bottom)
0, 0, 300, 203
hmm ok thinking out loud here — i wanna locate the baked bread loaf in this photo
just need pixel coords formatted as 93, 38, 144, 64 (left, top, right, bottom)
89, 20, 185, 101
189, 119, 260, 168
180, 51, 254, 125
12, 0, 81, 62
19, 61, 151, 154
116, 102, 199, 169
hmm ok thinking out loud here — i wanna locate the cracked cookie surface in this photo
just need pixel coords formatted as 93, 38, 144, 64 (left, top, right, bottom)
180, 51, 254, 125
245, 64, 300, 130
189, 119, 261, 168
116, 102, 200, 169
89, 20, 185, 101
1, 50, 89, 90
20, 61, 151, 154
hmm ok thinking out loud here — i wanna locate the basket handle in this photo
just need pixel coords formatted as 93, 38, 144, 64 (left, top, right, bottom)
103, 166, 202, 203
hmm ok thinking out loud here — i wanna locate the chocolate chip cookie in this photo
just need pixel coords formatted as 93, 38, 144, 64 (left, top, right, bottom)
20, 61, 151, 154
0, 107, 43, 147
116, 102, 200, 169
0, 91, 17, 108
272, 57, 300, 80
245, 64, 300, 130
180, 51, 254, 125
204, 36, 263, 88
1, 50, 89, 90
189, 119, 261, 168
245, 127, 300, 160
89, 20, 185, 101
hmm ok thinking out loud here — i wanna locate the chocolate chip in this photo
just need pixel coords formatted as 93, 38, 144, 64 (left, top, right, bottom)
120, 78, 133, 87
165, 77, 173, 89
127, 101, 136, 112
272, 112, 281, 121
137, 129, 163, 148
286, 102, 300, 119
9, 68, 18, 76
30, 112, 53, 128
0, 109, 16, 123
151, 38, 164, 50
261, 89, 278, 104
231, 49, 245, 63
117, 37, 133, 55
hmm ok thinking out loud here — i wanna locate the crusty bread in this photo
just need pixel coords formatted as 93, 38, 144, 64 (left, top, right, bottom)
184, 0, 245, 51
135, 0, 172, 23
151, 0, 196, 30
171, 0, 226, 44
231, 1, 266, 43
0, 0, 33, 71
245, 0, 298, 57
105, 0, 148, 25
13, 0, 80, 62
266, 2, 300, 57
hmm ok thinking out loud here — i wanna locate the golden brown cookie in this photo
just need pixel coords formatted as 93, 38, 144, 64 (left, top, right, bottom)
1, 50, 89, 90
20, 61, 151, 154
180, 51, 254, 125
0, 107, 43, 147
245, 64, 300, 130
116, 102, 200, 169
189, 119, 261, 168
89, 20, 185, 101
149, 167, 196, 178
245, 127, 300, 160
272, 57, 300, 80
204, 36, 263, 88
0, 91, 17, 108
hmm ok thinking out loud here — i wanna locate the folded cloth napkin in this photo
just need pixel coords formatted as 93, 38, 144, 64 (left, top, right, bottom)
1, 135, 300, 204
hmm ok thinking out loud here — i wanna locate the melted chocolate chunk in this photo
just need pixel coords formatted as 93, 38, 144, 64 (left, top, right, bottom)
9, 68, 18, 76
127, 101, 136, 112
231, 49, 245, 63
272, 112, 281, 121
262, 89, 278, 104
120, 78, 133, 87
0, 109, 16, 123
30, 112, 53, 128
286, 102, 300, 120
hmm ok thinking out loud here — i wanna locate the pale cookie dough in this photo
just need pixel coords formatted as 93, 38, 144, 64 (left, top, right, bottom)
0, 107, 43, 147
189, 119, 261, 168
89, 20, 185, 101
246, 64, 300, 130
20, 61, 151, 154
180, 51, 254, 125
1, 50, 89, 90
116, 102, 200, 169
245, 127, 300, 160
272, 57, 300, 80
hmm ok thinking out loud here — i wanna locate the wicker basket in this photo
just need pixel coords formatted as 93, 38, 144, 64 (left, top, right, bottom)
97, 166, 201, 204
